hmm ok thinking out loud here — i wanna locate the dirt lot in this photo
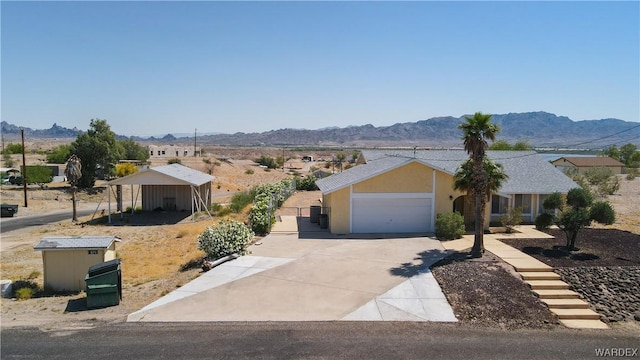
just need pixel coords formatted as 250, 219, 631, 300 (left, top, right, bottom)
1, 151, 639, 332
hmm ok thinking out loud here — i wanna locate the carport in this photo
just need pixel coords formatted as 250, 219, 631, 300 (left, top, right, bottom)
106, 164, 214, 223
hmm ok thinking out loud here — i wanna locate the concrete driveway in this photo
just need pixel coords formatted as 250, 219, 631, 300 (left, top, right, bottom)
128, 219, 456, 322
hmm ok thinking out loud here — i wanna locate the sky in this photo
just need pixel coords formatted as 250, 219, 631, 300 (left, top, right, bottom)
2, 1, 639, 136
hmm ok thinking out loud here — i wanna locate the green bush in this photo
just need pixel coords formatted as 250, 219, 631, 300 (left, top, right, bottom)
24, 165, 53, 184
500, 207, 523, 233
590, 201, 616, 225
46, 144, 72, 164
296, 174, 318, 191
167, 158, 182, 165
197, 220, 254, 260
249, 192, 273, 235
229, 189, 256, 213
534, 213, 555, 231
435, 212, 465, 240
12, 279, 40, 300
245, 169, 254, 175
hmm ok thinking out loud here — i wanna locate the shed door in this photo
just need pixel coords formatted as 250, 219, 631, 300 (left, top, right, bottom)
351, 195, 432, 233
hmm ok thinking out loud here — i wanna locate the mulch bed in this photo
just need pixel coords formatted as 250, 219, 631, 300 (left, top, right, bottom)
432, 228, 640, 328
500, 228, 640, 268
431, 252, 559, 330
500, 228, 640, 325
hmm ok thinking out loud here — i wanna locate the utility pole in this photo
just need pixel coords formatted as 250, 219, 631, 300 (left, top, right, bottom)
194, 128, 197, 157
21, 128, 27, 207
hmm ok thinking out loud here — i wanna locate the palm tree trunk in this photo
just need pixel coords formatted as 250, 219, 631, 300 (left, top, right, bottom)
72, 186, 78, 222
471, 191, 484, 257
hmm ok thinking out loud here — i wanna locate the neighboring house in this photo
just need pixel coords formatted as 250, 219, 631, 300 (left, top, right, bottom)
315, 150, 578, 235
551, 156, 624, 175
148, 144, 201, 158
34, 236, 120, 292
106, 164, 214, 222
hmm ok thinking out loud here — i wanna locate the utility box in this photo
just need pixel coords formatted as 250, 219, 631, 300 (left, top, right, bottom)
1, 204, 18, 218
34, 236, 121, 292
85, 259, 122, 309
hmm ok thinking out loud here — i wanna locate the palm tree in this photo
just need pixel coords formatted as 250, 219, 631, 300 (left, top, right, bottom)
454, 158, 509, 228
65, 154, 82, 222
458, 112, 500, 257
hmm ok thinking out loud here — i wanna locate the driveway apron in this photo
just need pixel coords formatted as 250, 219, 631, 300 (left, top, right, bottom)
128, 229, 455, 322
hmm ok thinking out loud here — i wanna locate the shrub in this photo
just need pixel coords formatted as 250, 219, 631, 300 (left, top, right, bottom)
534, 213, 555, 231
626, 170, 637, 181
116, 163, 139, 177
435, 212, 465, 240
249, 192, 273, 235
596, 176, 620, 197
24, 165, 53, 184
197, 220, 254, 260
230, 189, 256, 213
167, 158, 182, 165
245, 169, 254, 175
500, 207, 523, 233
590, 201, 616, 225
12, 279, 40, 300
296, 174, 318, 191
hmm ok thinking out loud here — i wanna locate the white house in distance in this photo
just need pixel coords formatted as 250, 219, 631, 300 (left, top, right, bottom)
148, 145, 201, 158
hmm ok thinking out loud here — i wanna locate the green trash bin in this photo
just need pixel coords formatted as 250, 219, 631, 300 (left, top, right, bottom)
85, 259, 122, 309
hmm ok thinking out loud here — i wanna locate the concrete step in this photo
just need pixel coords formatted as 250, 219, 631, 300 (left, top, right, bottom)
526, 280, 570, 290
551, 308, 602, 320
560, 319, 609, 329
541, 298, 591, 309
512, 265, 552, 272
533, 289, 581, 299
519, 272, 561, 280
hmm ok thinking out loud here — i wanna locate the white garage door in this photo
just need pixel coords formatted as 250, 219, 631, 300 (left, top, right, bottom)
351, 195, 433, 233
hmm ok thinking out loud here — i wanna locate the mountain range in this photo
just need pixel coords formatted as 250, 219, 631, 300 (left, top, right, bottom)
2, 112, 639, 149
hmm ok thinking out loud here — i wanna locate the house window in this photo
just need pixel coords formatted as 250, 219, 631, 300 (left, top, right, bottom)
514, 194, 532, 214
491, 195, 509, 214
150, 151, 154, 156
88, 250, 98, 255
162, 150, 166, 155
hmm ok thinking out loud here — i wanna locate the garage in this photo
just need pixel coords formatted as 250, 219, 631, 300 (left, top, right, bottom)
351, 194, 433, 233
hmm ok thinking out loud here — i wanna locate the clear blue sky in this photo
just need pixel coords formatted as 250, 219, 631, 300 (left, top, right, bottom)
2, 1, 639, 136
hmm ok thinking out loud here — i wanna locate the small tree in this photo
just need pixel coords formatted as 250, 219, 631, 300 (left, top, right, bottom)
537, 188, 615, 251
65, 154, 82, 222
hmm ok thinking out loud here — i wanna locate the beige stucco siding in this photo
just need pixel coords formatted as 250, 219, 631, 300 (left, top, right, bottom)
353, 162, 433, 193
434, 170, 463, 218
324, 187, 351, 234
41, 243, 116, 292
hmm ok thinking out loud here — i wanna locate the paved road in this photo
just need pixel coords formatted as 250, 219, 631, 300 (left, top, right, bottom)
0, 208, 96, 233
1, 322, 638, 359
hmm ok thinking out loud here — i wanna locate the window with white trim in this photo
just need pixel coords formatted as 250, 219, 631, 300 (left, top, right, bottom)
514, 194, 532, 214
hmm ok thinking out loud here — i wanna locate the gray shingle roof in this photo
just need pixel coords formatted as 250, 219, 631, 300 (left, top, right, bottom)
317, 150, 578, 195
108, 164, 214, 186
34, 236, 121, 250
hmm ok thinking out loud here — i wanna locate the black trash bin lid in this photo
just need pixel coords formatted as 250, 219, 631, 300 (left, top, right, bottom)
87, 259, 121, 277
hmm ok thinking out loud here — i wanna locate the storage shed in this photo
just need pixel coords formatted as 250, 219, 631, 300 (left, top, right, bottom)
34, 236, 120, 292
106, 164, 214, 222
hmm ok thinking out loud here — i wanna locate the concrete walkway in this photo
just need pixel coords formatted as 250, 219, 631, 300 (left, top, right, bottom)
128, 216, 456, 323
441, 226, 609, 330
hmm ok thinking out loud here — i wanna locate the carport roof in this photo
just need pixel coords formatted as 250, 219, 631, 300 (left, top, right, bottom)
317, 150, 578, 195
107, 164, 214, 186
34, 236, 121, 250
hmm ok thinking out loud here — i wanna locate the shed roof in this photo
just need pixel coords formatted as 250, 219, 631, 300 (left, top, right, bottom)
107, 164, 214, 186
34, 236, 121, 251
317, 150, 578, 195
552, 156, 624, 167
